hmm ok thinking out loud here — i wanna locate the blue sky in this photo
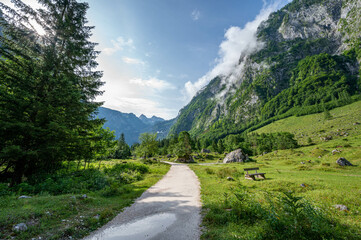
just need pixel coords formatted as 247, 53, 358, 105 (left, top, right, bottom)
6, 0, 290, 119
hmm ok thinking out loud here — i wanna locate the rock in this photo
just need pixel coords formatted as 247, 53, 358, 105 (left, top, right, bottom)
334, 204, 349, 211
81, 194, 87, 199
227, 177, 234, 181
223, 149, 248, 163
18, 195, 32, 199
13, 223, 27, 232
93, 214, 100, 220
167, 154, 172, 158
301, 162, 305, 164
176, 156, 195, 163
201, 149, 211, 153
332, 149, 341, 155
353, 122, 360, 125
336, 157, 353, 166
300, 183, 306, 187
320, 136, 332, 141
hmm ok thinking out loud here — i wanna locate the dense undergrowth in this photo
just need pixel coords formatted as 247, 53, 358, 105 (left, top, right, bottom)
0, 160, 170, 239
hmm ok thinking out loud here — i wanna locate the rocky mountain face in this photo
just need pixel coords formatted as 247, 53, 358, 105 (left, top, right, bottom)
169, 0, 361, 139
96, 107, 173, 145
139, 114, 165, 125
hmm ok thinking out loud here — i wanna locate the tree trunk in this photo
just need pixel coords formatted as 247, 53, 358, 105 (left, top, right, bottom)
11, 157, 26, 186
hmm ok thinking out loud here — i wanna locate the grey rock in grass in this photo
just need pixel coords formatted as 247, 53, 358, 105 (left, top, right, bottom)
18, 195, 32, 199
13, 223, 27, 232
332, 149, 341, 155
227, 177, 235, 181
81, 194, 87, 199
334, 204, 349, 211
300, 183, 306, 187
336, 157, 353, 166
223, 149, 248, 163
201, 149, 211, 153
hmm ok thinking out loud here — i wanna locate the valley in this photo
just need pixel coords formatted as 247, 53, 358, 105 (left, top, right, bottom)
1, 0, 361, 239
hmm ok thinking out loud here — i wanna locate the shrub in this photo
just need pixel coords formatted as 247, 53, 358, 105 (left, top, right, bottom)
204, 168, 215, 174
264, 191, 336, 239
0, 183, 11, 196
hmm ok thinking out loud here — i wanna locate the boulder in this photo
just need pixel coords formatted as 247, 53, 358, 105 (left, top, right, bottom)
13, 223, 27, 232
336, 157, 353, 166
223, 149, 248, 163
201, 149, 211, 153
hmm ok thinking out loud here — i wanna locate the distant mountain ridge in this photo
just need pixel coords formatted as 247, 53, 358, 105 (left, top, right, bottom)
139, 114, 165, 125
96, 107, 173, 145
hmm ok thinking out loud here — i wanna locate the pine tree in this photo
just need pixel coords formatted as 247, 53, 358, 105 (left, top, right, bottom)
0, 0, 104, 184
174, 131, 192, 160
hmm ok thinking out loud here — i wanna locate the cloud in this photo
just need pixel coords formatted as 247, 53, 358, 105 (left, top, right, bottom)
122, 57, 145, 65
103, 37, 134, 55
184, 1, 286, 101
191, 9, 201, 21
130, 77, 175, 91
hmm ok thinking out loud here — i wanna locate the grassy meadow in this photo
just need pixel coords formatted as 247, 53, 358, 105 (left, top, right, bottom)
0, 160, 170, 240
189, 101, 361, 239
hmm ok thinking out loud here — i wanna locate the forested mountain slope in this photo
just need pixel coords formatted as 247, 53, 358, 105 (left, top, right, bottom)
169, 0, 361, 140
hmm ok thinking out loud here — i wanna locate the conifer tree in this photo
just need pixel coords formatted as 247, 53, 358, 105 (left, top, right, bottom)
0, 0, 104, 184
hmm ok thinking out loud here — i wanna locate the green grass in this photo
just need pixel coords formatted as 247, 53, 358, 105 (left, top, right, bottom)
190, 101, 361, 239
254, 100, 361, 145
0, 160, 170, 239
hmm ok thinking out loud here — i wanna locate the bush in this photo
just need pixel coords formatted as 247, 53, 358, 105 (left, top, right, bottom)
0, 183, 11, 196
264, 191, 336, 239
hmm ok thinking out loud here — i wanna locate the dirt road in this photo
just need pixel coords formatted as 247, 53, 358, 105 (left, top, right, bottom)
84, 162, 202, 240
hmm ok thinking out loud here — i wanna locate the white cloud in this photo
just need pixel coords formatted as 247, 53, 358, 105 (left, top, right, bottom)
122, 57, 145, 65
191, 9, 201, 21
103, 37, 134, 55
184, 1, 286, 101
130, 78, 175, 91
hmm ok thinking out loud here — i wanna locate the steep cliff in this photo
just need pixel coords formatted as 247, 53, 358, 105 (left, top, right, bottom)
169, 0, 361, 139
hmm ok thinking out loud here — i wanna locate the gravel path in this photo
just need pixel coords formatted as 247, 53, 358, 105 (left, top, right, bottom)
84, 162, 202, 240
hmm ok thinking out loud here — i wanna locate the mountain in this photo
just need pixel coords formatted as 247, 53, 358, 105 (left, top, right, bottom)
169, 0, 361, 140
139, 114, 165, 125
96, 107, 174, 145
